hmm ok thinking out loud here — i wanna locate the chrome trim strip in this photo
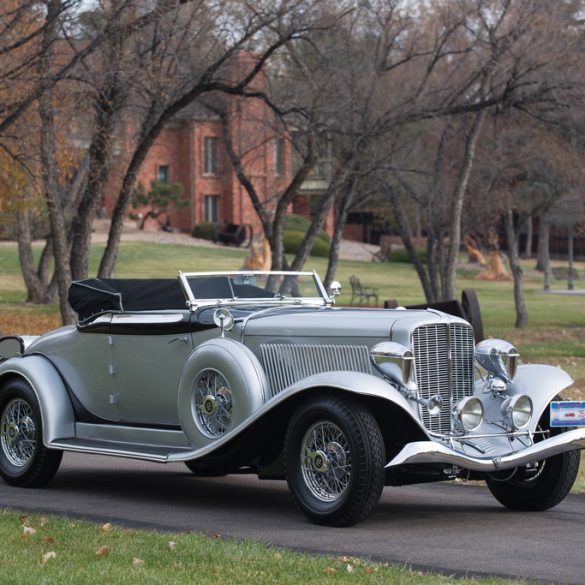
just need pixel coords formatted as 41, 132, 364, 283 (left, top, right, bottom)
386, 428, 585, 472
110, 314, 184, 324
49, 441, 171, 462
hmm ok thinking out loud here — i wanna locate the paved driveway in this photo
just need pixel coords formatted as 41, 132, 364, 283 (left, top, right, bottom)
1, 453, 584, 584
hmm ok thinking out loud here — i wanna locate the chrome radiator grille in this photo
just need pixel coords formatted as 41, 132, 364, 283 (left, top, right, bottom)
412, 323, 475, 434
259, 344, 372, 397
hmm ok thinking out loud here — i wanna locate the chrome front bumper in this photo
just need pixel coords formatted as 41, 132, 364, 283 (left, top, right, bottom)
386, 428, 585, 472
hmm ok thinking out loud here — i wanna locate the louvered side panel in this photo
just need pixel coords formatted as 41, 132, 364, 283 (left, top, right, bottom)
259, 344, 371, 397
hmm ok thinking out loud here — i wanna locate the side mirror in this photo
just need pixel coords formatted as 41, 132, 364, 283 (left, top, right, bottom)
329, 281, 341, 297
213, 308, 234, 338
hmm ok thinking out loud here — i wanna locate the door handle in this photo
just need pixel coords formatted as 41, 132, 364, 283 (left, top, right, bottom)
169, 336, 189, 345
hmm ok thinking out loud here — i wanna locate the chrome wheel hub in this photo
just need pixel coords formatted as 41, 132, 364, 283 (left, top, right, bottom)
301, 422, 351, 502
193, 370, 233, 438
1, 399, 36, 467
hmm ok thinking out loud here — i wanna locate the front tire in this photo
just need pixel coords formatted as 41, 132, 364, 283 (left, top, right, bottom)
487, 402, 580, 511
0, 378, 62, 487
285, 396, 385, 527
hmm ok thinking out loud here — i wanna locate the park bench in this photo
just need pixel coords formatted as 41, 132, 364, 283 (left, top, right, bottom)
349, 275, 379, 305
216, 223, 253, 247
384, 289, 485, 342
551, 267, 581, 281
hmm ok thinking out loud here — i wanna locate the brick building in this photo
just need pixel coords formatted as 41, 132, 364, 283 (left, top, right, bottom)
111, 98, 293, 237
102, 51, 294, 238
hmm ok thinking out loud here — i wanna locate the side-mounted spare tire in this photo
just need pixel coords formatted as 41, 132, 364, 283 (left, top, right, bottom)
0, 377, 62, 487
178, 338, 268, 451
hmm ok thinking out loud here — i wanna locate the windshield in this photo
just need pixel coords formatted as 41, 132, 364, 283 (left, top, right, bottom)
178, 271, 329, 309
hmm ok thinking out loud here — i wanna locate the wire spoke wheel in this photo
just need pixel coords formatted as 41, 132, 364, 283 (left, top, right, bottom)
193, 370, 233, 437
0, 378, 62, 488
1, 398, 37, 467
285, 396, 385, 526
301, 421, 351, 502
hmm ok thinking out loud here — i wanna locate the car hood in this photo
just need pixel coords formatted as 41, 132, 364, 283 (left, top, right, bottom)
242, 306, 459, 343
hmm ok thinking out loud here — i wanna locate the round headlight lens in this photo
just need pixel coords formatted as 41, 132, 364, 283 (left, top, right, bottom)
503, 394, 533, 429
454, 396, 484, 432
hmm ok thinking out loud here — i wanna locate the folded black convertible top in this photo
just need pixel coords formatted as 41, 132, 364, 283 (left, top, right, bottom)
68, 278, 186, 320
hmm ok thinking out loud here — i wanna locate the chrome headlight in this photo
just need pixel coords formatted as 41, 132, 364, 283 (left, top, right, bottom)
502, 394, 533, 429
453, 396, 484, 432
475, 339, 519, 383
370, 342, 413, 388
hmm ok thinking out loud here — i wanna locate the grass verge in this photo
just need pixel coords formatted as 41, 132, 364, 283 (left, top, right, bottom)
0, 510, 537, 585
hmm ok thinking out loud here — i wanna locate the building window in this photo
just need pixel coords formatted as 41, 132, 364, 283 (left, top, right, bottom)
274, 137, 285, 176
158, 165, 169, 183
204, 195, 220, 223
203, 137, 220, 175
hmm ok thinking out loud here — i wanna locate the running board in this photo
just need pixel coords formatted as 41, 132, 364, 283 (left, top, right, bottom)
49, 438, 192, 462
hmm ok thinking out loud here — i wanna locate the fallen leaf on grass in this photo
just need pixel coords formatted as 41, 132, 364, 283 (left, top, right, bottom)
22, 526, 36, 537
324, 567, 337, 575
19, 516, 29, 525
168, 541, 177, 551
39, 517, 49, 527
96, 546, 109, 557
101, 522, 113, 532
364, 566, 375, 575
42, 537, 55, 545
132, 557, 145, 568
273, 552, 282, 560
42, 552, 57, 564
346, 564, 354, 574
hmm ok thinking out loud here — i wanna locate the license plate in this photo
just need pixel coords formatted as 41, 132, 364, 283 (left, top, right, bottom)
550, 401, 585, 427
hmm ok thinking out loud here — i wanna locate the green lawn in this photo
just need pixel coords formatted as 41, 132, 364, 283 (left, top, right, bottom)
0, 510, 537, 585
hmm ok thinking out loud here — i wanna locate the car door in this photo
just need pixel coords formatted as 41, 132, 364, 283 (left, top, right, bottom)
109, 312, 194, 425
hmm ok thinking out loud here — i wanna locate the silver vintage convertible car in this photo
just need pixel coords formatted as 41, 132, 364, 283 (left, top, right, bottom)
1, 270, 584, 526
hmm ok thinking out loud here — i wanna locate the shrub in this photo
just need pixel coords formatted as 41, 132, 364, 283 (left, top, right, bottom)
284, 214, 330, 244
389, 248, 427, 264
283, 230, 331, 257
191, 222, 217, 242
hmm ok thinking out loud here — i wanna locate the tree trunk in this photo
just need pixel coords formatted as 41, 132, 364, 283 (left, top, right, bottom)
542, 219, 551, 291
15, 210, 46, 304
70, 86, 119, 279
505, 209, 528, 328
388, 186, 435, 302
536, 215, 545, 271
98, 106, 160, 278
289, 187, 338, 273
443, 110, 485, 300
567, 226, 574, 291
38, 0, 75, 324
323, 176, 358, 289
523, 214, 533, 258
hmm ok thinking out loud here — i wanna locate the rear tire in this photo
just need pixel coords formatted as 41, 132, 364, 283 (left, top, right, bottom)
0, 378, 62, 487
285, 396, 385, 527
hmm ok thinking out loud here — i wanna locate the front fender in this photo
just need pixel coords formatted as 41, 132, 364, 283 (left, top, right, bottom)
507, 364, 573, 428
168, 370, 427, 462
0, 355, 75, 445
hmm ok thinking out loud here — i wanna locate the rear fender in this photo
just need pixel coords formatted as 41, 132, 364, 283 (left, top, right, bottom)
0, 356, 75, 445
